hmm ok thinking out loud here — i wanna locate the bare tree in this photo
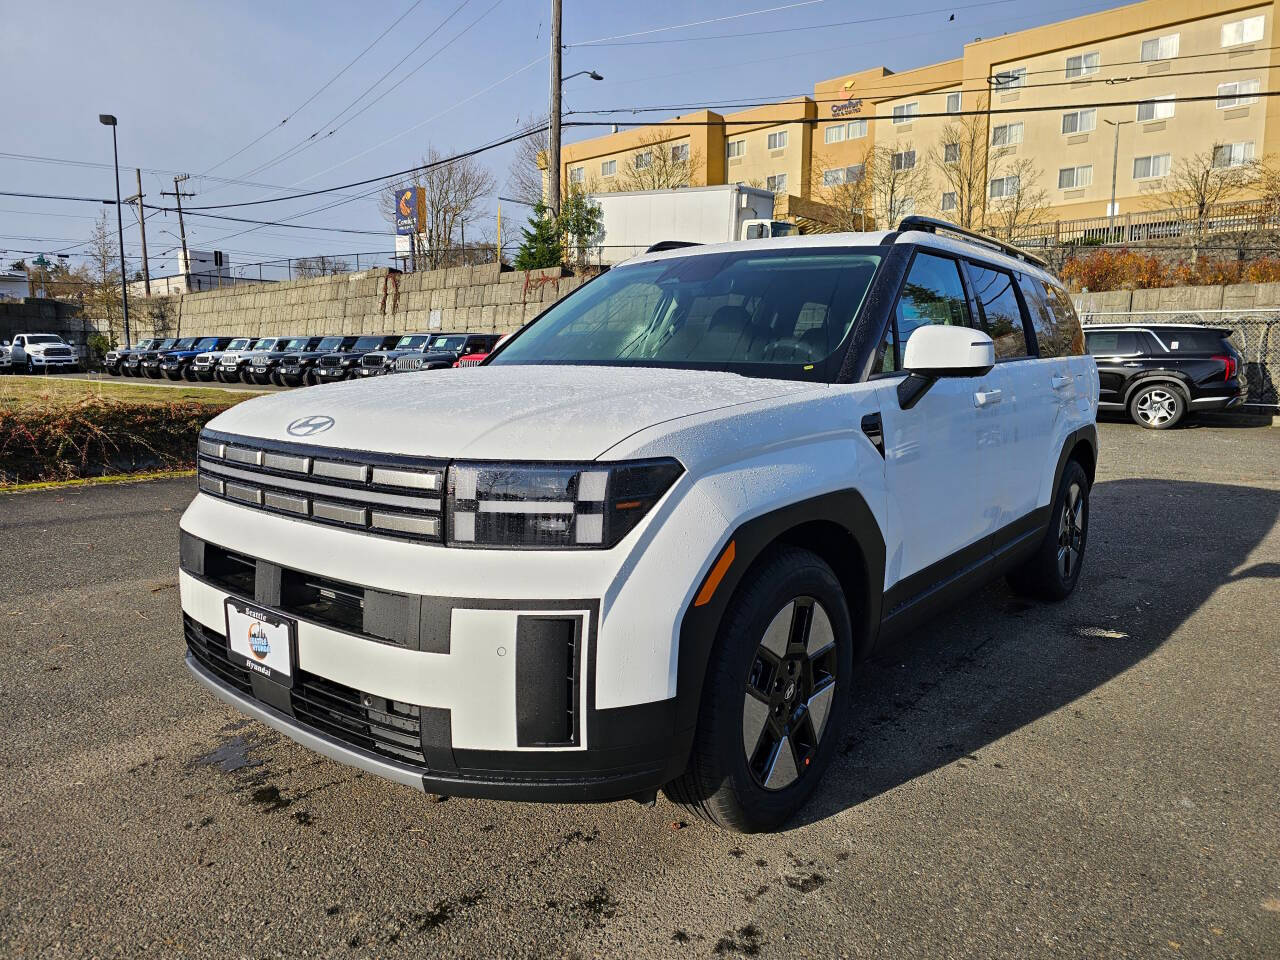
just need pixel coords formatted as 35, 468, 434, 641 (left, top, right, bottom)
929, 97, 992, 229
382, 146, 497, 270
809, 147, 873, 230
506, 117, 549, 208
293, 255, 352, 278
84, 212, 124, 342
615, 129, 702, 192
866, 143, 932, 229
1147, 144, 1257, 261
985, 158, 1050, 241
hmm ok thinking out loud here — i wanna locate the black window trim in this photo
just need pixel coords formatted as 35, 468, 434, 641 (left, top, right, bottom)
1084, 328, 1146, 358
870, 246, 984, 377
959, 258, 1039, 362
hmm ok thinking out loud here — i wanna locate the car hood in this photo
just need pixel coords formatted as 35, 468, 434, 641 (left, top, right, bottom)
205, 365, 824, 461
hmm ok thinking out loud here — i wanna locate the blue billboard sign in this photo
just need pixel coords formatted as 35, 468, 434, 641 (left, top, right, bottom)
395, 188, 418, 235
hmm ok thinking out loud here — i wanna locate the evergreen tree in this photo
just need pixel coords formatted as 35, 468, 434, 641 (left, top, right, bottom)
513, 201, 563, 270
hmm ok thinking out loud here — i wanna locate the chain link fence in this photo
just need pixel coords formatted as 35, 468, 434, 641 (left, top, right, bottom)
1077, 308, 1280, 409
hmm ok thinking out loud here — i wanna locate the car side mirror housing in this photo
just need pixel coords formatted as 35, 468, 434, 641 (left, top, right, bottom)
897, 326, 995, 410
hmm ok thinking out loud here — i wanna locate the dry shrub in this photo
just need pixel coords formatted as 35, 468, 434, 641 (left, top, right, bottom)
0, 396, 230, 484
1059, 248, 1280, 291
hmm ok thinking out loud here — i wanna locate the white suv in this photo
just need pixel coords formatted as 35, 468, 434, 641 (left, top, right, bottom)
179, 219, 1099, 831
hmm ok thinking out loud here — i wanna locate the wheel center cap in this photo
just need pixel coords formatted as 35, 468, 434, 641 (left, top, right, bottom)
784, 681, 796, 701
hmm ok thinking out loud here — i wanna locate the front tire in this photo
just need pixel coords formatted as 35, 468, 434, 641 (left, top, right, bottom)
1129, 383, 1185, 429
1007, 460, 1089, 601
664, 547, 853, 832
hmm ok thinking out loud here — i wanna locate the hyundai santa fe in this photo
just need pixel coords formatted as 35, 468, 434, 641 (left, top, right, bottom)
179, 218, 1099, 831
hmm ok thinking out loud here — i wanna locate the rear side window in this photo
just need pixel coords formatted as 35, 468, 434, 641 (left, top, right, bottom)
1164, 329, 1231, 352
878, 252, 972, 372
965, 263, 1030, 360
1017, 275, 1080, 358
1040, 282, 1087, 355
1085, 330, 1142, 355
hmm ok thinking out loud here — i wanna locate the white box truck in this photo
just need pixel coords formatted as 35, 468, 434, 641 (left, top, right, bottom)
590, 185, 795, 264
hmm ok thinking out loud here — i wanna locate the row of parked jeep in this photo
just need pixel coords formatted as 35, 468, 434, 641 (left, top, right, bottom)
103, 332, 504, 386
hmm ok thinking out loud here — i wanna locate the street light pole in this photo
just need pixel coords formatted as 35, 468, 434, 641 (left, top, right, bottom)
548, 0, 562, 219
1104, 118, 1134, 241
99, 114, 131, 347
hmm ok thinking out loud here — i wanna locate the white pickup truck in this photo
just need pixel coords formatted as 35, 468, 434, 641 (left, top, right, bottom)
179, 218, 1098, 832
7, 333, 79, 373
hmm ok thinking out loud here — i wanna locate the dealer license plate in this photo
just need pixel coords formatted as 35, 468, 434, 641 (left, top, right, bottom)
225, 599, 296, 687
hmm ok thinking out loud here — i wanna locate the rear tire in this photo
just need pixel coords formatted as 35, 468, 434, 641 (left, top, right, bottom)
1129, 383, 1185, 429
663, 547, 853, 832
1007, 460, 1090, 602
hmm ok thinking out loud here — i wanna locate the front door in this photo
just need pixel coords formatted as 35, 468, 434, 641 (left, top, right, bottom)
1084, 329, 1144, 407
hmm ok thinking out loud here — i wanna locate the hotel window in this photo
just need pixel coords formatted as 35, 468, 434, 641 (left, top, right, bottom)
1221, 15, 1264, 47
768, 130, 788, 150
568, 166, 584, 184
1217, 79, 1260, 108
1137, 96, 1175, 122
726, 139, 745, 158
1058, 165, 1093, 189
941, 191, 958, 212
943, 142, 961, 164
1065, 52, 1100, 78
946, 92, 962, 113
670, 143, 689, 164
848, 118, 868, 138
824, 124, 846, 144
1141, 33, 1179, 61
634, 151, 652, 170
892, 150, 916, 171
899, 196, 915, 216
601, 159, 616, 177
1061, 108, 1097, 134
1213, 141, 1255, 168
991, 122, 1024, 147
822, 168, 844, 187
892, 102, 919, 124
1132, 154, 1171, 179
993, 67, 1026, 90
846, 163, 865, 182
989, 175, 1020, 198
766, 173, 788, 193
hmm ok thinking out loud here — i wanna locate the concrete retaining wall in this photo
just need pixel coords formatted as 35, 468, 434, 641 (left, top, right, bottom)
1074, 282, 1280, 314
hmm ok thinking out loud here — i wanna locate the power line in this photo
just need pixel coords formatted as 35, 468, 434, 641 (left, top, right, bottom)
569, 0, 827, 46
198, 0, 427, 178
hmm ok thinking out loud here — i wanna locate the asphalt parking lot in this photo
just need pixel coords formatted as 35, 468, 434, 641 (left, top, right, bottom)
1, 422, 1277, 959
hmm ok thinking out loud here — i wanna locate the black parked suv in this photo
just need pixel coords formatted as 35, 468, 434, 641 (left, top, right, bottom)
104, 338, 156, 376
390, 332, 502, 373
159, 337, 236, 381
313, 334, 400, 383
354, 333, 437, 378
274, 336, 357, 387
124, 338, 176, 377
1085, 323, 1243, 429
244, 336, 326, 385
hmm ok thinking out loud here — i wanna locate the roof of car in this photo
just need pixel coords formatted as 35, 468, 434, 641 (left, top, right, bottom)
626, 229, 1059, 286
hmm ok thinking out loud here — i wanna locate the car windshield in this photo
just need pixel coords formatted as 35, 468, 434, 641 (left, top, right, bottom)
316, 337, 344, 351
155, 339, 177, 349
429, 336, 469, 352
353, 336, 384, 350
135, 340, 155, 350
227, 338, 252, 350
252, 338, 278, 349
26, 335, 66, 345
491, 248, 882, 378
195, 338, 221, 349
173, 338, 198, 349
396, 335, 431, 349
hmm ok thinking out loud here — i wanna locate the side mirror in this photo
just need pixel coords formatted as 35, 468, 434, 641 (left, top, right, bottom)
898, 326, 995, 410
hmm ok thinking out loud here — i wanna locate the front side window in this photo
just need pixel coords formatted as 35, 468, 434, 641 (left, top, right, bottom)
1222, 15, 1264, 47
1066, 52, 1100, 78
1218, 79, 1260, 108
601, 159, 617, 177
767, 131, 788, 150
1058, 165, 1093, 189
1141, 34, 1179, 61
891, 102, 919, 124
1085, 330, 1142, 355
491, 248, 883, 379
1061, 109, 1097, 134
1133, 153, 1171, 179
880, 252, 971, 373
1214, 141, 1255, 167
966, 263, 1029, 359
991, 122, 1024, 146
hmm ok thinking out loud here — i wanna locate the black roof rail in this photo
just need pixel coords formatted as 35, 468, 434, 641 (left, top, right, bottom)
892, 216, 1048, 269
645, 240, 702, 253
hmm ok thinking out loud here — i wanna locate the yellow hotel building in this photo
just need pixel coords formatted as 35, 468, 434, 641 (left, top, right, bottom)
554, 0, 1279, 231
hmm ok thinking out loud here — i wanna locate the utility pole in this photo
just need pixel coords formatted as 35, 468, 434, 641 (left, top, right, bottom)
127, 168, 151, 298
162, 174, 194, 292
547, 0, 562, 219
1104, 119, 1134, 241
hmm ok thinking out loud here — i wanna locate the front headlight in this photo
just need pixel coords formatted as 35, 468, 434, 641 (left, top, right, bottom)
447, 459, 683, 549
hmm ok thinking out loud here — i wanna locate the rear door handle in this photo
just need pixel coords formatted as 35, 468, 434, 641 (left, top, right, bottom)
973, 389, 1003, 408
1052, 375, 1072, 390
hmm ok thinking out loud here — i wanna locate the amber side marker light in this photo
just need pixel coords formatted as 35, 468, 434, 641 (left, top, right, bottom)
694, 540, 736, 607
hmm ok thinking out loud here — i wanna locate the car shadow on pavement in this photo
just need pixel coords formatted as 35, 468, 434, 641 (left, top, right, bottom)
793, 477, 1280, 829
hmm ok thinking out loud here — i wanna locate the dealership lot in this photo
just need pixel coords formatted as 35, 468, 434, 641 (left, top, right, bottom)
1, 422, 1276, 959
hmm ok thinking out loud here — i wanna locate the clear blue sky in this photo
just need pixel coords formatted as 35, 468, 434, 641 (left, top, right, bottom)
2, 0, 1129, 278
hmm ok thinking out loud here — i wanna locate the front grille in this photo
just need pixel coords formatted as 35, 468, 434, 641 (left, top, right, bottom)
197, 432, 445, 543
44, 347, 73, 358
457, 357, 483, 367
394, 356, 424, 372
185, 616, 253, 696
361, 354, 385, 369
319, 355, 343, 367
291, 671, 425, 764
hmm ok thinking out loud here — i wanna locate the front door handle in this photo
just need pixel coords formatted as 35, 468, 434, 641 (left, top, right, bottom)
973, 388, 1003, 408
1052, 375, 1072, 390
